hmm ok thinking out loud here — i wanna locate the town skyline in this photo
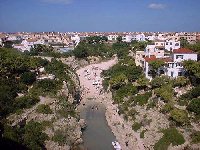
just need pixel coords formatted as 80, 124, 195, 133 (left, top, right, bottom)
0, 0, 200, 32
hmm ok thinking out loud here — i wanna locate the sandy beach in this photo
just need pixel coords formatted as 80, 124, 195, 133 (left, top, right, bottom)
76, 58, 145, 150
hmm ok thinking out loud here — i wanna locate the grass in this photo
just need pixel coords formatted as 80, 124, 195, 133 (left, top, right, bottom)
154, 128, 185, 150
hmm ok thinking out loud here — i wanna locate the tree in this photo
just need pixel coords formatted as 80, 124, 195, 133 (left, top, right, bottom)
180, 37, 189, 48
149, 60, 165, 77
116, 36, 122, 43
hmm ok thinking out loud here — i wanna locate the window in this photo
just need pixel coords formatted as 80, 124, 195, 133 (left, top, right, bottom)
166, 42, 168, 45
178, 72, 182, 76
170, 42, 172, 45
175, 43, 179, 46
176, 55, 183, 59
171, 72, 174, 77
170, 47, 172, 51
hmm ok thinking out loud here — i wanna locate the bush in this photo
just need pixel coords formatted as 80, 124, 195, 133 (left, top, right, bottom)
36, 104, 52, 114
14, 95, 40, 110
31, 79, 62, 96
133, 91, 152, 106
180, 85, 200, 100
187, 98, 200, 115
154, 128, 185, 150
52, 130, 66, 146
113, 84, 137, 103
161, 103, 174, 114
173, 76, 189, 87
191, 131, 200, 144
151, 76, 171, 88
170, 108, 189, 125
23, 121, 49, 150
155, 84, 173, 102
132, 122, 142, 131
140, 130, 146, 138
21, 72, 36, 85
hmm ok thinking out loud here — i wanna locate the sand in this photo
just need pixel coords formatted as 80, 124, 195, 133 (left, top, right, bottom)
76, 57, 145, 150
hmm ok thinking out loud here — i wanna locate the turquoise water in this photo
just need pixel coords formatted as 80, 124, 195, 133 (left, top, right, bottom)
80, 101, 116, 150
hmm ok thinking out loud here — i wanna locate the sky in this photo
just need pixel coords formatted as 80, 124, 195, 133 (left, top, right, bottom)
0, 0, 200, 32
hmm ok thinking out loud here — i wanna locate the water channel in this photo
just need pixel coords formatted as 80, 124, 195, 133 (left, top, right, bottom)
79, 101, 116, 150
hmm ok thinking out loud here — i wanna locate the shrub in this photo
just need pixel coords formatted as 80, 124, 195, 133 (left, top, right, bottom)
155, 84, 173, 102
173, 76, 189, 87
170, 108, 189, 125
132, 122, 142, 131
151, 76, 171, 88
133, 91, 152, 106
23, 121, 49, 150
14, 95, 40, 110
52, 130, 66, 146
21, 72, 36, 85
31, 79, 62, 96
180, 85, 200, 100
154, 128, 185, 150
140, 130, 146, 138
191, 131, 200, 144
113, 84, 137, 103
161, 103, 174, 114
187, 98, 200, 115
36, 104, 52, 114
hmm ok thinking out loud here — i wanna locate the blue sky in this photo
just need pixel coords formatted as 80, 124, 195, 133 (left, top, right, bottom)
0, 0, 200, 32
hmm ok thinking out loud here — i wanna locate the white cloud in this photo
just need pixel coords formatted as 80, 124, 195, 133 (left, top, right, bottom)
42, 0, 73, 5
148, 3, 166, 9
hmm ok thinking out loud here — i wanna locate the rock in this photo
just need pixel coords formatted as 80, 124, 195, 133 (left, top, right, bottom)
79, 119, 86, 129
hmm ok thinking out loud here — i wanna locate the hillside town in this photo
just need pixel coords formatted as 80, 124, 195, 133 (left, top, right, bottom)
1, 31, 200, 150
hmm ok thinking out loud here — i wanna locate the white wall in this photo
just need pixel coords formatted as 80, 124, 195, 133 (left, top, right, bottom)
173, 53, 197, 62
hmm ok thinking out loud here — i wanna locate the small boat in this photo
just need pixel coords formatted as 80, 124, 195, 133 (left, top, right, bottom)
112, 141, 121, 150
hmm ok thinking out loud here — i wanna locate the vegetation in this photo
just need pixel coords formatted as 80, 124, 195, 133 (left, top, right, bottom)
170, 108, 189, 125
191, 131, 200, 144
132, 122, 142, 131
132, 91, 152, 106
36, 104, 52, 114
149, 60, 165, 77
187, 98, 200, 115
154, 128, 185, 150
30, 79, 62, 96
3, 121, 48, 150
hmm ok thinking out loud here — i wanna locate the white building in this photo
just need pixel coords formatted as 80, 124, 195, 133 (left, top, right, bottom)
165, 40, 180, 51
71, 35, 80, 46
144, 48, 197, 79
13, 38, 45, 52
107, 34, 118, 41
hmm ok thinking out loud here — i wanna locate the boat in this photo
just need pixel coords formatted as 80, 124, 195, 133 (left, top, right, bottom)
112, 141, 121, 150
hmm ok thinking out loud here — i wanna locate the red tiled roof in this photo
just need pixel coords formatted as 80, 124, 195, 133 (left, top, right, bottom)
161, 57, 173, 62
144, 55, 172, 63
144, 55, 157, 62
173, 48, 195, 54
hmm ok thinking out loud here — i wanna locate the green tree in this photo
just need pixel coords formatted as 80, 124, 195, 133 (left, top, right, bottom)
180, 37, 189, 48
149, 60, 165, 77
116, 36, 122, 43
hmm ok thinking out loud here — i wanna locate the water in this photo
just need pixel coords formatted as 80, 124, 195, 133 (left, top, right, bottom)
80, 101, 116, 150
